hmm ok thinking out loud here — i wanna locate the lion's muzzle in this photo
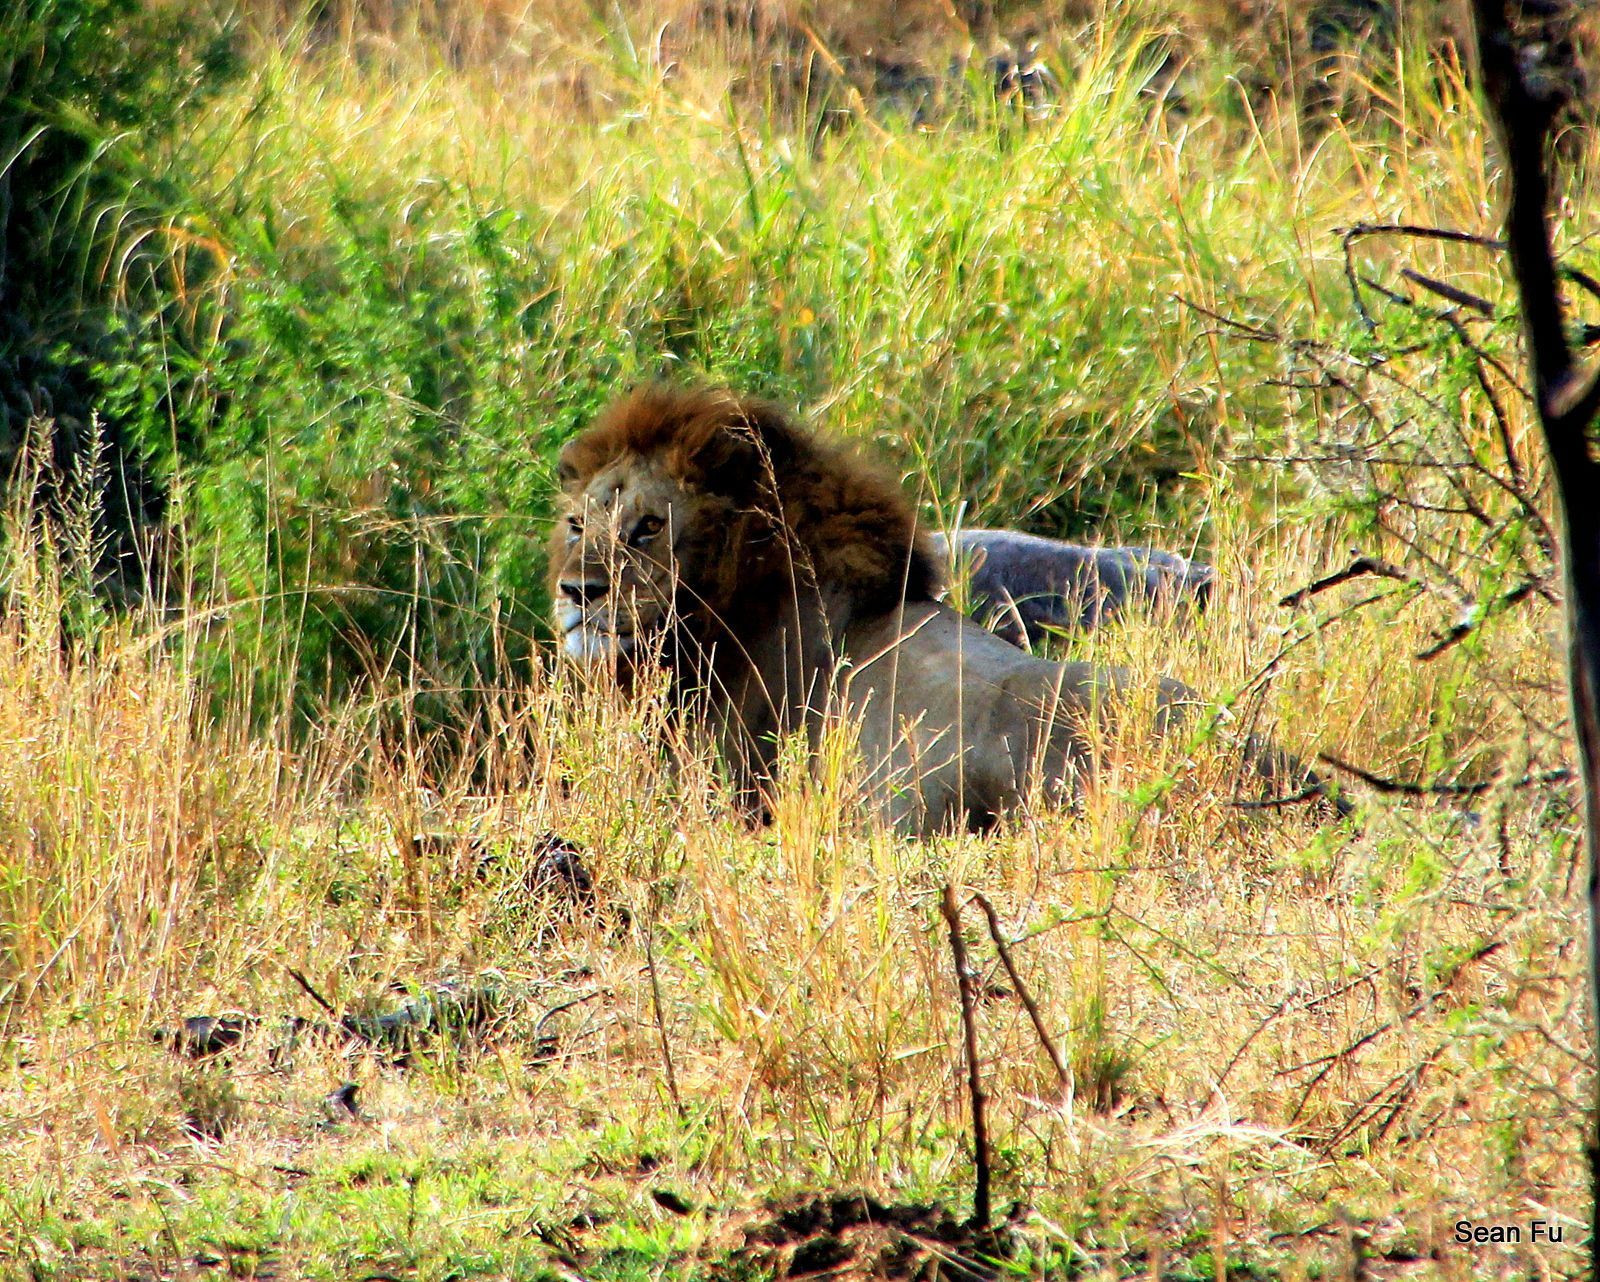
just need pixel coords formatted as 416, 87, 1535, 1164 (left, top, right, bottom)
556, 575, 637, 663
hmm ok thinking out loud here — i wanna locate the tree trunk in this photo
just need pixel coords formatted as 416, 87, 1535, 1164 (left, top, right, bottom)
1470, 0, 1600, 1264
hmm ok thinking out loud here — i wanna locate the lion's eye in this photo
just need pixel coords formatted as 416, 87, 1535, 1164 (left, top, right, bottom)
630, 515, 665, 547
565, 514, 583, 543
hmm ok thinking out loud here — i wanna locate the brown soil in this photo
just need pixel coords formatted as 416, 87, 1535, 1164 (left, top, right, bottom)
722, 1192, 1018, 1281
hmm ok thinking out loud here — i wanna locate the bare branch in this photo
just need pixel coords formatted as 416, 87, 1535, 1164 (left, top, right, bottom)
1415, 579, 1539, 660
940, 884, 991, 1230
1231, 781, 1345, 811
1336, 222, 1506, 252
1282, 941, 1504, 1127
1436, 311, 1529, 497
1357, 270, 1415, 316
1399, 267, 1497, 318
287, 966, 340, 1017
1338, 222, 1507, 329
1565, 264, 1600, 307
972, 894, 1072, 1100
1170, 293, 1281, 343
1317, 751, 1571, 797
1278, 556, 1419, 608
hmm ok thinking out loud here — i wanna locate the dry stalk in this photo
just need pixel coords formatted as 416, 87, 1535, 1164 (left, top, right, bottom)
940, 882, 990, 1231
641, 892, 685, 1121
971, 893, 1071, 1101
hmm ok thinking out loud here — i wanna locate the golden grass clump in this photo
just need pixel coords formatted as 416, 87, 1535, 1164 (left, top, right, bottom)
0, 424, 281, 1019
0, 2, 1593, 1277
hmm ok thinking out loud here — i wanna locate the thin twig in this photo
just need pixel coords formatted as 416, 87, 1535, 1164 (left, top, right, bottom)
1436, 311, 1530, 500
1336, 222, 1505, 251
1399, 266, 1496, 318
1278, 556, 1418, 608
1317, 1047, 1444, 1155
1415, 579, 1539, 660
1214, 992, 1293, 1091
1170, 293, 1282, 343
640, 905, 685, 1121
940, 883, 990, 1230
1317, 751, 1571, 797
1337, 222, 1505, 329
1358, 270, 1414, 311
972, 894, 1071, 1098
286, 966, 339, 1018
1282, 942, 1503, 1125
1565, 265, 1600, 307
531, 990, 603, 1041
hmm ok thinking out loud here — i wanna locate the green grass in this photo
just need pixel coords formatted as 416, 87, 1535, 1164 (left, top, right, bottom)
0, 1, 1595, 1278
103, 4, 1461, 708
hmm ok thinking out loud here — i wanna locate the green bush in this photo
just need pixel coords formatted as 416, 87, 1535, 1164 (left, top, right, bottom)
9, 5, 1393, 726
0, 0, 236, 596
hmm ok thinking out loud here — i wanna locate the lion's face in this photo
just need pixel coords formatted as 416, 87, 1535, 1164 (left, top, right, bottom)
550, 452, 709, 663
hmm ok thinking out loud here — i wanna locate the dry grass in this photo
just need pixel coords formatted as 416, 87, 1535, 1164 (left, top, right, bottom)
0, 472, 1584, 1277
0, 1, 1593, 1278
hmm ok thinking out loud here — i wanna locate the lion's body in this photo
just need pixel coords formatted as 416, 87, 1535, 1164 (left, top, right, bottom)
930, 529, 1215, 647
834, 599, 1202, 831
550, 384, 1330, 835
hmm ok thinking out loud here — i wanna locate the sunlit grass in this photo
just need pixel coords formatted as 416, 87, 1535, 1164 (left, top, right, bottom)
0, 0, 1593, 1276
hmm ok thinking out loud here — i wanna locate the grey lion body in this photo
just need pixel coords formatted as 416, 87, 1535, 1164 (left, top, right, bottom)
931, 529, 1216, 647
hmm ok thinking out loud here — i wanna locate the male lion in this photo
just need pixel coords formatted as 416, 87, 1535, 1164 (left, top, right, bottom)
551, 383, 1341, 836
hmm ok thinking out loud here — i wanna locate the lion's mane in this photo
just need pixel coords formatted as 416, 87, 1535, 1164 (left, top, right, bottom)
560, 383, 942, 624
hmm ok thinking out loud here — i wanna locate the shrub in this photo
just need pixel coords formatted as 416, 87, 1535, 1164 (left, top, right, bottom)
0, 0, 237, 597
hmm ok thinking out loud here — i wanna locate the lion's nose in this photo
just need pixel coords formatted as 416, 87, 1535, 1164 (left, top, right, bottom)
559, 578, 609, 607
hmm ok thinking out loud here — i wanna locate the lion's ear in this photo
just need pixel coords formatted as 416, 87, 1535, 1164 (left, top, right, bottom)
556, 447, 581, 489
